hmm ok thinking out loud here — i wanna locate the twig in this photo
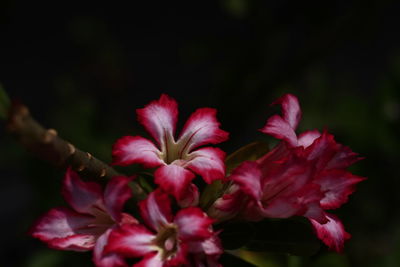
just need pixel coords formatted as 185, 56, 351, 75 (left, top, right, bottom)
6, 102, 147, 201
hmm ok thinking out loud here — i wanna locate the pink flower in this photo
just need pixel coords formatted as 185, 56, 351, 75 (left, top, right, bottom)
30, 168, 136, 267
112, 94, 229, 201
105, 190, 222, 267
209, 94, 365, 252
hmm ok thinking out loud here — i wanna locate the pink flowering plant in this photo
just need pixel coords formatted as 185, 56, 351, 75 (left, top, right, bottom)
2, 91, 364, 266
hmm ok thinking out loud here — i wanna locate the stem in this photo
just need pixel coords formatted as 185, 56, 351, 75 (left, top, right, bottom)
6, 102, 147, 201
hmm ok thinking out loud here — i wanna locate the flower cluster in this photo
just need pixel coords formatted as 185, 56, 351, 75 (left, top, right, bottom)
208, 94, 365, 252
30, 94, 364, 266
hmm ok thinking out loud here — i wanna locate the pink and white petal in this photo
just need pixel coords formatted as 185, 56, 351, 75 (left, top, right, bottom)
30, 207, 97, 250
104, 176, 133, 222
62, 168, 103, 215
187, 234, 223, 256
139, 190, 173, 232
165, 242, 189, 267
240, 200, 265, 222
186, 147, 226, 184
201, 235, 223, 256
273, 94, 302, 130
260, 115, 298, 147
259, 198, 302, 219
207, 188, 247, 222
297, 130, 321, 148
112, 136, 163, 168
304, 131, 338, 167
326, 144, 363, 169
256, 143, 291, 173
120, 213, 139, 225
303, 202, 328, 224
230, 161, 263, 201
177, 183, 199, 208
136, 94, 178, 147
260, 155, 313, 200
294, 183, 328, 224
48, 234, 97, 251
134, 253, 163, 267
105, 224, 156, 257
305, 131, 364, 171
154, 164, 195, 200
309, 213, 351, 252
175, 207, 214, 241
93, 229, 128, 267
31, 207, 95, 241
178, 108, 229, 152
315, 170, 366, 209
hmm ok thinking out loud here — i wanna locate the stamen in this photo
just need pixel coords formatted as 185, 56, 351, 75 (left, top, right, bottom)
164, 237, 175, 251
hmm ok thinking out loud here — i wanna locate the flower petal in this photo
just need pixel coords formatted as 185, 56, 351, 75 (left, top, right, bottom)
260, 115, 298, 147
112, 136, 163, 168
93, 228, 128, 267
164, 243, 188, 267
260, 94, 302, 146
187, 234, 223, 267
139, 190, 172, 232
105, 224, 156, 257
136, 94, 178, 147
230, 161, 262, 201
186, 147, 226, 184
154, 164, 195, 200
62, 168, 103, 215
177, 183, 199, 208
187, 234, 223, 255
304, 131, 337, 163
239, 200, 265, 222
309, 213, 351, 252
207, 186, 247, 222
274, 94, 302, 129
295, 184, 327, 224
315, 170, 366, 209
134, 253, 163, 267
104, 176, 133, 222
258, 163, 323, 220
297, 130, 321, 148
259, 197, 302, 219
261, 155, 313, 200
175, 207, 214, 241
326, 144, 363, 169
178, 108, 229, 153
30, 207, 97, 251
305, 131, 364, 171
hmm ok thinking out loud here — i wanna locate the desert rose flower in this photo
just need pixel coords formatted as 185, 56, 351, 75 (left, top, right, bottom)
105, 190, 222, 267
209, 94, 365, 252
112, 94, 229, 201
30, 168, 136, 267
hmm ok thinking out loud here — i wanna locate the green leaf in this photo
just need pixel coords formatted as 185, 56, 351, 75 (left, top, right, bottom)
231, 250, 289, 267
225, 141, 270, 174
199, 179, 224, 209
244, 218, 321, 256
135, 175, 154, 194
220, 252, 257, 267
26, 250, 64, 267
309, 253, 350, 267
0, 84, 11, 120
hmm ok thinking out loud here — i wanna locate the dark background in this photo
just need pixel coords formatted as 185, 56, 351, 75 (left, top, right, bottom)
1, 1, 400, 266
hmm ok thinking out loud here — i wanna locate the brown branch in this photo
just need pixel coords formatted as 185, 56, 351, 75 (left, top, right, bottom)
6, 102, 147, 201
